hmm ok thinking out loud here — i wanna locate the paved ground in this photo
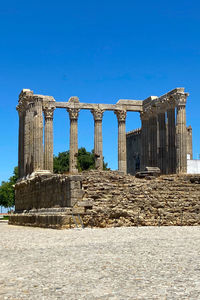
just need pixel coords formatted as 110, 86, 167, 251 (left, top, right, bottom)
0, 222, 200, 300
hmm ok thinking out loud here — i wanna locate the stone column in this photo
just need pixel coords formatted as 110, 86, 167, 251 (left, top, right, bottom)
157, 109, 167, 174
33, 96, 44, 172
16, 105, 25, 179
175, 93, 188, 173
91, 108, 104, 170
67, 108, 80, 174
28, 102, 35, 174
140, 112, 149, 170
43, 106, 55, 172
115, 110, 127, 174
149, 108, 157, 167
186, 125, 193, 159
167, 100, 176, 174
23, 103, 32, 176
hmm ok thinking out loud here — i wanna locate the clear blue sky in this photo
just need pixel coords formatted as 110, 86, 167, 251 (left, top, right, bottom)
0, 0, 200, 182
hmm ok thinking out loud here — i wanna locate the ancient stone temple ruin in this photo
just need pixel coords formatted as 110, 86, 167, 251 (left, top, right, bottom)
10, 87, 200, 229
16, 87, 189, 179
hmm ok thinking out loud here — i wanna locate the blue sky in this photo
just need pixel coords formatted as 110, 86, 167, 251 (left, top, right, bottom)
0, 0, 200, 182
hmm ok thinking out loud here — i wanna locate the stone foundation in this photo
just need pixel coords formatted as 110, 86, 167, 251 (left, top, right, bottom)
9, 171, 200, 228
14, 174, 83, 211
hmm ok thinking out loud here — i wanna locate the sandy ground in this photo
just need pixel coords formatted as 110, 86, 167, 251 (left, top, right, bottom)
0, 222, 200, 299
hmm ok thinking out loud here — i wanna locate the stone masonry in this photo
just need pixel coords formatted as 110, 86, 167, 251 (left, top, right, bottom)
9, 170, 200, 228
10, 87, 194, 229
16, 87, 188, 179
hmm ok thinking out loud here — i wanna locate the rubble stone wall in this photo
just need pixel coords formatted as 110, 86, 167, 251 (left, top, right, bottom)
81, 171, 200, 227
11, 170, 200, 228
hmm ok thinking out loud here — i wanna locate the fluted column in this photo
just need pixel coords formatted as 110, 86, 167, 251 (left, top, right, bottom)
16, 105, 25, 179
167, 102, 176, 174
175, 93, 188, 173
115, 110, 127, 174
158, 110, 167, 174
68, 108, 80, 174
148, 109, 157, 167
140, 112, 149, 170
24, 103, 32, 176
44, 106, 55, 172
33, 96, 44, 171
91, 108, 104, 170
29, 102, 35, 174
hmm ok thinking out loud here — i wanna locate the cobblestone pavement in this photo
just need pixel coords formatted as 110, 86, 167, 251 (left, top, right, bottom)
1, 223, 200, 300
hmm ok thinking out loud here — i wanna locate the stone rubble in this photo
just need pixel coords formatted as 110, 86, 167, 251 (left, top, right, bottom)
80, 170, 200, 228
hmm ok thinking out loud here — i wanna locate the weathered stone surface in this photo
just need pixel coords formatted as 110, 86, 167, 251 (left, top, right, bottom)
14, 174, 83, 211
10, 169, 200, 229
80, 170, 200, 228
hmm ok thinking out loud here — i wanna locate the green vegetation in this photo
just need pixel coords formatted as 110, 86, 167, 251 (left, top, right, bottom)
0, 167, 18, 208
54, 147, 109, 173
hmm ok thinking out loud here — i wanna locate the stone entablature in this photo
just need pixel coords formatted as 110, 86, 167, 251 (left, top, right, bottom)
17, 87, 189, 180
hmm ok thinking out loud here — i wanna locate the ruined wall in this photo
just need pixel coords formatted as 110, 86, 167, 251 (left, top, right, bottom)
81, 170, 200, 227
10, 170, 200, 229
15, 174, 83, 211
126, 129, 141, 175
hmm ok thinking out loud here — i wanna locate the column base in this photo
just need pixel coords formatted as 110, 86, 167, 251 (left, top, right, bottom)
29, 170, 53, 178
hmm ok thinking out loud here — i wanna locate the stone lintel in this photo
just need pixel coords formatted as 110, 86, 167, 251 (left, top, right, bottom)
55, 102, 143, 112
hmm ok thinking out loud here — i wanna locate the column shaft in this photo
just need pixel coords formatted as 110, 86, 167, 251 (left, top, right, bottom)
33, 98, 44, 171
68, 108, 79, 174
44, 107, 55, 172
115, 110, 127, 174
24, 105, 32, 176
17, 107, 25, 178
29, 103, 34, 174
149, 113, 157, 167
158, 112, 167, 174
176, 105, 187, 173
91, 109, 104, 170
140, 113, 149, 170
167, 108, 176, 174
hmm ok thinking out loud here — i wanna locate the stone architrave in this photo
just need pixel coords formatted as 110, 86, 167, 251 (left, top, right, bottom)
44, 105, 55, 172
91, 108, 104, 170
174, 93, 188, 173
67, 106, 80, 174
140, 111, 149, 170
115, 109, 127, 174
33, 96, 44, 172
167, 97, 176, 174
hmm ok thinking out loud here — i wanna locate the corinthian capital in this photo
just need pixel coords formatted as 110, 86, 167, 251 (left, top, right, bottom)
172, 93, 188, 107
91, 108, 104, 121
43, 106, 55, 120
114, 110, 127, 122
67, 108, 80, 120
